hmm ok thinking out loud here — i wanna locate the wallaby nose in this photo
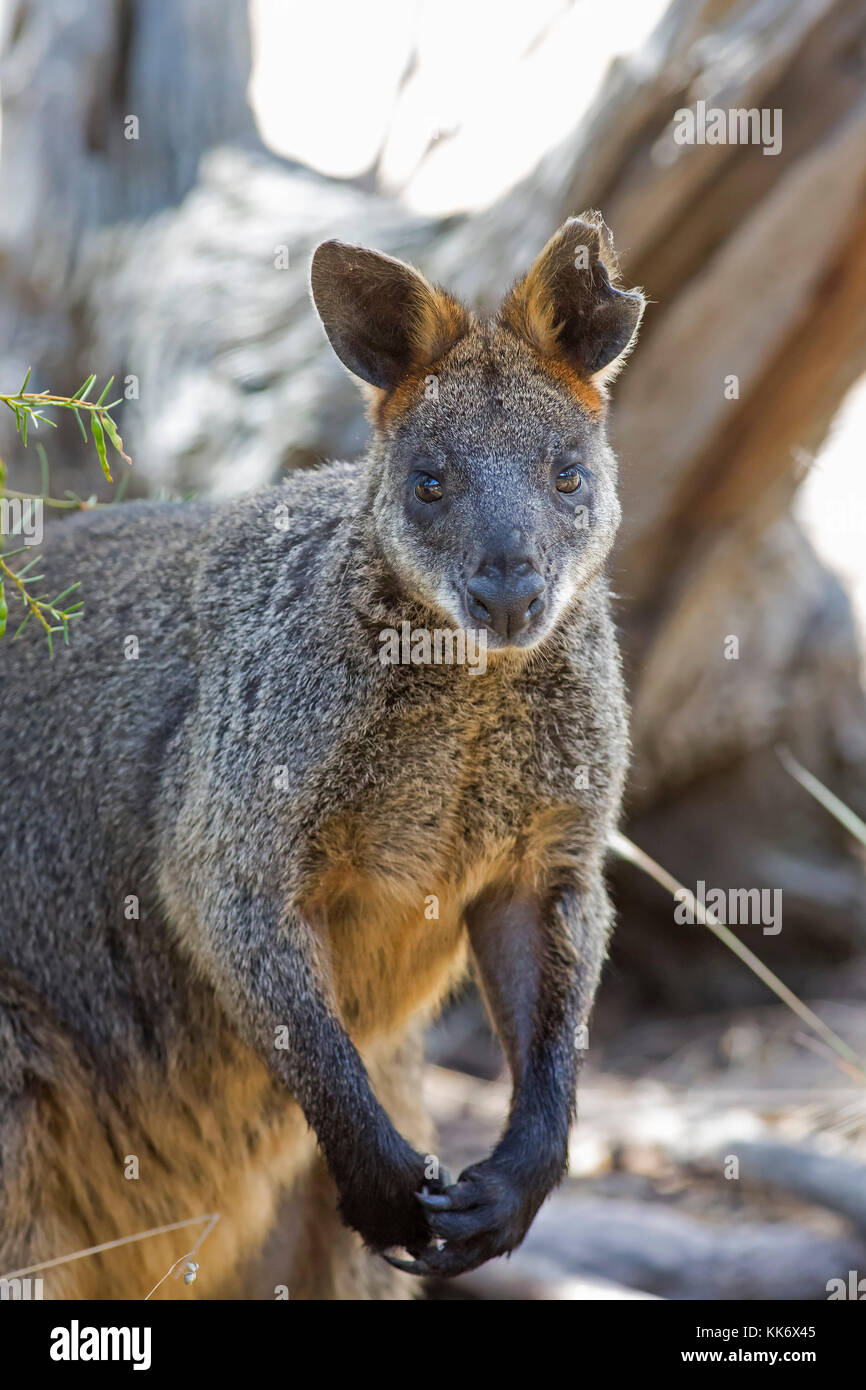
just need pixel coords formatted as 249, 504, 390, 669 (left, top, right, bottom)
466, 557, 546, 641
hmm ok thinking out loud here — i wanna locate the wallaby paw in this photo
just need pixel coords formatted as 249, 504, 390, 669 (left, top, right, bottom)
383, 1158, 538, 1278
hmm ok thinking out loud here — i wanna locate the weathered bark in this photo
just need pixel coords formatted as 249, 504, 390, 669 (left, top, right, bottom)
0, 0, 261, 491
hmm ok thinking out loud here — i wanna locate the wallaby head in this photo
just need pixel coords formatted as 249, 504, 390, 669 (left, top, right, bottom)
310, 213, 644, 650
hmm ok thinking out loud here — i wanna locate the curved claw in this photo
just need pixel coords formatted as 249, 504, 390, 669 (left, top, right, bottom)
415, 1189, 452, 1210
381, 1253, 431, 1276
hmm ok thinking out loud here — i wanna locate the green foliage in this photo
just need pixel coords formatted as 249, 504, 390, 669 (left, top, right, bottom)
0, 371, 132, 653
1, 369, 130, 480
0, 545, 83, 654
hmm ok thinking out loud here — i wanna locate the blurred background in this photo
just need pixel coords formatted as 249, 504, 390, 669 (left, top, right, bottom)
3, 0, 866, 1298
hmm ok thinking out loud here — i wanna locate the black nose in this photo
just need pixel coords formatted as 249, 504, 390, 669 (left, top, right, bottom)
466, 557, 546, 641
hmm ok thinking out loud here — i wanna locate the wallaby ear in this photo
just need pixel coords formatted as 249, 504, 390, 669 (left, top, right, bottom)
310, 240, 472, 391
498, 214, 645, 385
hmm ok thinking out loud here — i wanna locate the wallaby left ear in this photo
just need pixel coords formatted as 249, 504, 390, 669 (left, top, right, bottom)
499, 213, 645, 384
310, 240, 472, 391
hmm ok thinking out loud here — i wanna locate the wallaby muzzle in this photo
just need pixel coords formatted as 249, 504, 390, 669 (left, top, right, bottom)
466, 553, 546, 642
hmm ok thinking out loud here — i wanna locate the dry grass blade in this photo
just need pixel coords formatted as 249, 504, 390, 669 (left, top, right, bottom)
777, 745, 866, 849
609, 831, 866, 1083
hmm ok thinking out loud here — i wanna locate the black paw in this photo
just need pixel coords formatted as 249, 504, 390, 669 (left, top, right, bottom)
339, 1154, 452, 1257
383, 1158, 538, 1278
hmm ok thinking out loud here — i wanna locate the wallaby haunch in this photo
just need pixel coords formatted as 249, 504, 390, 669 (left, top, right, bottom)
0, 215, 644, 1298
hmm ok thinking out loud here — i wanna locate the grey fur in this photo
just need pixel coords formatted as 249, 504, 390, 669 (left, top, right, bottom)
0, 216, 642, 1297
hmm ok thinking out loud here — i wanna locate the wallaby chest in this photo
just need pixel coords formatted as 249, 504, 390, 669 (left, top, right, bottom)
298, 652, 595, 1042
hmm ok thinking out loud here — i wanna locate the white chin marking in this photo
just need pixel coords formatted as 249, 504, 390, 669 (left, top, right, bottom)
433, 585, 470, 631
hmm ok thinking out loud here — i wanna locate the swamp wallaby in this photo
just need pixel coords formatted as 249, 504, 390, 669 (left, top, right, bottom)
0, 214, 644, 1298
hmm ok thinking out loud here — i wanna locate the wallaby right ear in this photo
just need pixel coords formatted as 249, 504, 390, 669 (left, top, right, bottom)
499, 214, 645, 386
310, 241, 472, 391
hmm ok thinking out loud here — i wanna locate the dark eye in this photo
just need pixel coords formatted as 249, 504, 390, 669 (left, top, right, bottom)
556, 464, 583, 494
414, 474, 443, 503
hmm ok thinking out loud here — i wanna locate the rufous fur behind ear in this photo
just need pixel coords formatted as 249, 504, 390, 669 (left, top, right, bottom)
499, 212, 645, 387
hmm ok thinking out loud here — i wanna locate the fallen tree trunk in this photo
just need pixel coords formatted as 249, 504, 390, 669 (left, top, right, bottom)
454, 1193, 866, 1301
703, 1139, 866, 1235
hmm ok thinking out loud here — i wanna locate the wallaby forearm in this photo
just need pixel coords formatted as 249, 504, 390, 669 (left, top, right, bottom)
476, 884, 595, 1157
188, 894, 438, 1253
391, 879, 606, 1277
491, 902, 601, 1196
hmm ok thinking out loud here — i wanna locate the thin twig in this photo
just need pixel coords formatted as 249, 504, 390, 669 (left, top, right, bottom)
0, 487, 104, 510
0, 1212, 221, 1300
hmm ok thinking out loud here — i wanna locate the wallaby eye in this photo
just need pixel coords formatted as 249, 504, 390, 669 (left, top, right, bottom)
555, 464, 582, 495
414, 474, 443, 503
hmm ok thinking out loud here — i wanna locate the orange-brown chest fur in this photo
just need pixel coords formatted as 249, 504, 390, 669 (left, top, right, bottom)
300, 664, 578, 1048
